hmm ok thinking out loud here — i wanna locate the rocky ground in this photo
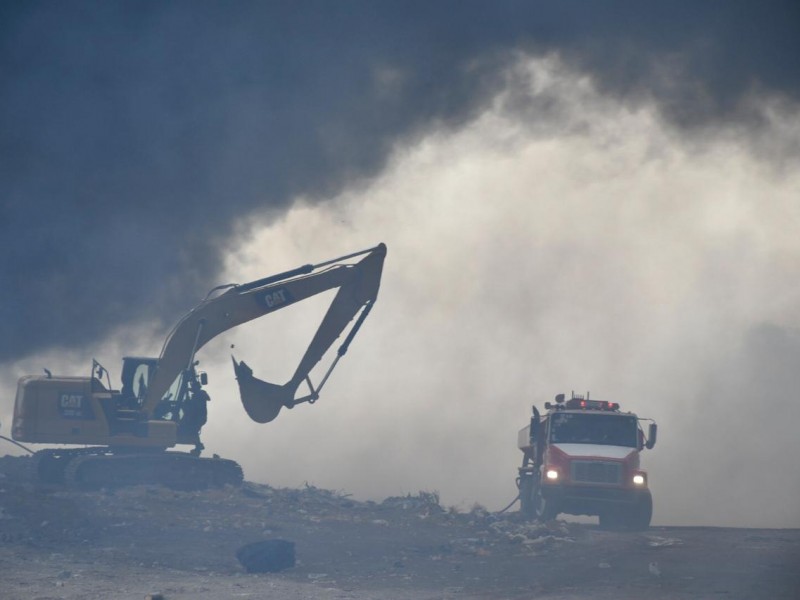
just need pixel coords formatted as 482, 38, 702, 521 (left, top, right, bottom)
1, 454, 798, 600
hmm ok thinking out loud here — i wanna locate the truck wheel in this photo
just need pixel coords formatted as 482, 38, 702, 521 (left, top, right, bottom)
624, 493, 652, 531
533, 482, 558, 521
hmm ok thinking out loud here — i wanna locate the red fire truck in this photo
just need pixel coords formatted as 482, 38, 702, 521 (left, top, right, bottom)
517, 392, 657, 530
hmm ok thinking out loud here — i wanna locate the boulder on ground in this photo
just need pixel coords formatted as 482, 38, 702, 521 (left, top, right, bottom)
236, 539, 295, 573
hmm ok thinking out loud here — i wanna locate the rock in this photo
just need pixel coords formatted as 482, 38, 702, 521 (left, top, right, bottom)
236, 539, 295, 573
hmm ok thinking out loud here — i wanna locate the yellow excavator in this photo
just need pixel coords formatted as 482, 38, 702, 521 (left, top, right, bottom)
10, 244, 386, 489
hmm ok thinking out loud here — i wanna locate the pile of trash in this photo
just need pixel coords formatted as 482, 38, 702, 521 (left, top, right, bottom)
488, 517, 576, 552
379, 491, 446, 518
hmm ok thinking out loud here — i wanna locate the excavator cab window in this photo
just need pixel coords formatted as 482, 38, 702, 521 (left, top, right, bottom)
120, 357, 158, 409
152, 372, 184, 421
154, 367, 206, 422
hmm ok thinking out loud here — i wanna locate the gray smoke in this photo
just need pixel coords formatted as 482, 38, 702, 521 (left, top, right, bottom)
187, 57, 800, 527
2, 1, 799, 360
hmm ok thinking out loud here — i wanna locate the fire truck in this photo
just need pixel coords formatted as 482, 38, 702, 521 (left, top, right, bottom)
517, 392, 657, 530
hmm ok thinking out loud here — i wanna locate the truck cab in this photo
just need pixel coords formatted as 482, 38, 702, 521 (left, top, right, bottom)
517, 392, 657, 530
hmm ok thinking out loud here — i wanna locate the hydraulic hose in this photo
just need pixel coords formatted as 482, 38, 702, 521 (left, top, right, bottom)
0, 434, 33, 454
496, 493, 520, 514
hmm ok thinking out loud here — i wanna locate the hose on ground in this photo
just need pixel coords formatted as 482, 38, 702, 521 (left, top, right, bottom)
496, 493, 520, 514
0, 434, 33, 454
495, 475, 522, 514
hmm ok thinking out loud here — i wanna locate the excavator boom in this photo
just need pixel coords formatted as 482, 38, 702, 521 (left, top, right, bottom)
143, 243, 387, 421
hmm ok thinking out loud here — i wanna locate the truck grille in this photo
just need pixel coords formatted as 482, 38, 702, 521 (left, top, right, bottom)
571, 461, 621, 485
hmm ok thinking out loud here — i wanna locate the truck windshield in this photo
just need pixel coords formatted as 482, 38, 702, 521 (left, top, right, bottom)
550, 413, 638, 447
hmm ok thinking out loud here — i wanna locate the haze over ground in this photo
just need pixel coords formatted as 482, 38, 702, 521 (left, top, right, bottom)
1, 2, 799, 528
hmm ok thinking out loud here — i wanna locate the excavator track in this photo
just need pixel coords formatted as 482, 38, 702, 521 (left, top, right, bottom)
32, 448, 243, 490
30, 449, 68, 484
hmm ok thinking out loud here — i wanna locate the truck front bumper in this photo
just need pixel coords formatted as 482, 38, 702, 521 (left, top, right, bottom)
540, 483, 650, 517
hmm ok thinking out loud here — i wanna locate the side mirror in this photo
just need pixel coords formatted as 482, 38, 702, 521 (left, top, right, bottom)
555, 393, 565, 403
529, 405, 541, 442
544, 401, 552, 410
646, 423, 657, 449
200, 372, 209, 385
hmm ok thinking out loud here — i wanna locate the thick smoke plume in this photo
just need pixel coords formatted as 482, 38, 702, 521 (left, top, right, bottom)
191, 57, 799, 527
1, 1, 799, 360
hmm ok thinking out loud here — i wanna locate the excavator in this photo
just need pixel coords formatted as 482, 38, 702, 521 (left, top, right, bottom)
10, 244, 386, 489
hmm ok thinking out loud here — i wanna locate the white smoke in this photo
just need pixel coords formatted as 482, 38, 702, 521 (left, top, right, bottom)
199, 56, 800, 527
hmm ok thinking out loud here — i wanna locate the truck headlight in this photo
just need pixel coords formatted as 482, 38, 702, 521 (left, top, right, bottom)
632, 474, 646, 486
546, 468, 559, 480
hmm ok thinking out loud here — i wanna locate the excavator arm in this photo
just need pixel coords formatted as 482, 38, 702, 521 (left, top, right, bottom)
142, 243, 386, 422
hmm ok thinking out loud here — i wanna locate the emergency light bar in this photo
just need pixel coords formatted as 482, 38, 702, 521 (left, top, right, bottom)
564, 398, 619, 411
543, 392, 621, 411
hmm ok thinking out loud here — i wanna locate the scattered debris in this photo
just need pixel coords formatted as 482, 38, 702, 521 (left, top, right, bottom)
381, 491, 442, 511
2, 456, 798, 599
489, 517, 574, 549
646, 536, 683, 547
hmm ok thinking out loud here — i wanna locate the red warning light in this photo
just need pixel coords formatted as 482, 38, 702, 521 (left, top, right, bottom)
564, 397, 620, 410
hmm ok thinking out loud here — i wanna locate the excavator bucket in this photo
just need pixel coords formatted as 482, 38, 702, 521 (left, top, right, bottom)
227, 243, 386, 424
232, 358, 293, 424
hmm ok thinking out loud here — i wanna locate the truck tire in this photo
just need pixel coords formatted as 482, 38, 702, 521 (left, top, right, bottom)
600, 493, 652, 531
533, 480, 558, 521
624, 493, 652, 531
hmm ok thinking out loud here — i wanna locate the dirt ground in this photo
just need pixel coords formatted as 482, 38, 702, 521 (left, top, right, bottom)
1, 454, 798, 600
